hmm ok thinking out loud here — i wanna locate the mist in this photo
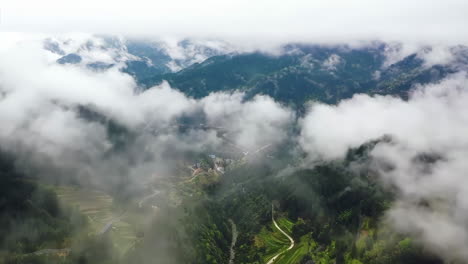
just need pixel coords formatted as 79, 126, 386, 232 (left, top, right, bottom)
2, 18, 468, 261
0, 35, 294, 192
2, 0, 468, 48
299, 72, 468, 262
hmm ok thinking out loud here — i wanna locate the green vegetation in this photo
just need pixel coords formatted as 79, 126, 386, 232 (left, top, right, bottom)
0, 134, 445, 264
1, 44, 458, 263
254, 218, 291, 263
276, 234, 315, 264
141, 45, 452, 108
186, 139, 445, 264
276, 217, 294, 234
53, 186, 136, 254
0, 151, 85, 264
53, 186, 114, 233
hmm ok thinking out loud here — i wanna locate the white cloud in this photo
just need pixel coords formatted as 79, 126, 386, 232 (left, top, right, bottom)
0, 35, 293, 187
202, 92, 294, 151
299, 72, 468, 261
322, 54, 342, 71
300, 73, 468, 160
1, 0, 468, 46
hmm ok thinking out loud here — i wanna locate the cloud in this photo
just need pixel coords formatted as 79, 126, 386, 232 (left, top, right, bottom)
155, 38, 236, 71
201, 92, 294, 151
0, 35, 293, 189
299, 72, 468, 261
2, 0, 468, 46
381, 42, 468, 68
300, 73, 468, 160
3, 31, 468, 261
322, 54, 342, 71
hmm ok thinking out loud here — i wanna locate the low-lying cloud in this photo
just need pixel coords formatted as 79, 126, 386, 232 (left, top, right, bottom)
300, 72, 468, 261
0, 35, 293, 189
4, 32, 468, 261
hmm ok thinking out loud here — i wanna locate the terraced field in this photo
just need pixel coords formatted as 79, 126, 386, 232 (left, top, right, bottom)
255, 216, 316, 264
255, 226, 289, 262
276, 218, 294, 234
53, 186, 137, 254
275, 235, 316, 264
253, 217, 292, 263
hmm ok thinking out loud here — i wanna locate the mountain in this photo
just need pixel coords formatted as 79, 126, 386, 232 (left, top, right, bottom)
25, 37, 468, 264
48, 36, 234, 82
47, 37, 466, 107
141, 44, 463, 106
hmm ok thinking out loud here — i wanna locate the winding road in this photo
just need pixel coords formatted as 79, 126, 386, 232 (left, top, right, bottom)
228, 219, 238, 264
99, 210, 127, 235
27, 248, 71, 257
266, 204, 295, 264
138, 190, 160, 208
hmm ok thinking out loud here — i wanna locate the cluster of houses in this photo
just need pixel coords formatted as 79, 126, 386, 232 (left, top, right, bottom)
190, 154, 235, 175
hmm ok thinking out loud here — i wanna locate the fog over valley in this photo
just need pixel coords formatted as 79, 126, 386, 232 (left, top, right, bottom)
1, 2, 468, 264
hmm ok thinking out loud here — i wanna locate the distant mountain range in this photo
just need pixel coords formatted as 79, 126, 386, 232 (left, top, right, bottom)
46, 36, 234, 81
45, 36, 468, 107
141, 44, 468, 106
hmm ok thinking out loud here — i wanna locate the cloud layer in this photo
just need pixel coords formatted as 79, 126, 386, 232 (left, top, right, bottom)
299, 73, 468, 261
2, 0, 468, 45
0, 35, 293, 189
3, 32, 468, 261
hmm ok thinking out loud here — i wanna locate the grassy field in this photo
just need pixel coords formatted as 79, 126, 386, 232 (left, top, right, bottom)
53, 186, 137, 254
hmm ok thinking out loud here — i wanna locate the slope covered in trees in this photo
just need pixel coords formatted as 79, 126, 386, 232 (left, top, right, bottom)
139, 44, 458, 107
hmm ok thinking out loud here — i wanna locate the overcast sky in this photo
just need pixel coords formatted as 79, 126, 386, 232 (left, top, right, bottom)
1, 0, 468, 44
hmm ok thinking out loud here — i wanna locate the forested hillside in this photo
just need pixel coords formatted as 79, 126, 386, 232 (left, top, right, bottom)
139, 44, 460, 106
180, 139, 445, 264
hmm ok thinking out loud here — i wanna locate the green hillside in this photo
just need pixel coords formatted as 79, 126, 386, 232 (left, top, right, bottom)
141, 45, 454, 107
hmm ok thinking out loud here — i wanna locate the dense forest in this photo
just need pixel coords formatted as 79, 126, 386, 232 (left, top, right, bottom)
179, 140, 444, 264
137, 45, 456, 107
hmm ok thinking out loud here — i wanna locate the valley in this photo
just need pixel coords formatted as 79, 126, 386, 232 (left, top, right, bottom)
0, 31, 466, 264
